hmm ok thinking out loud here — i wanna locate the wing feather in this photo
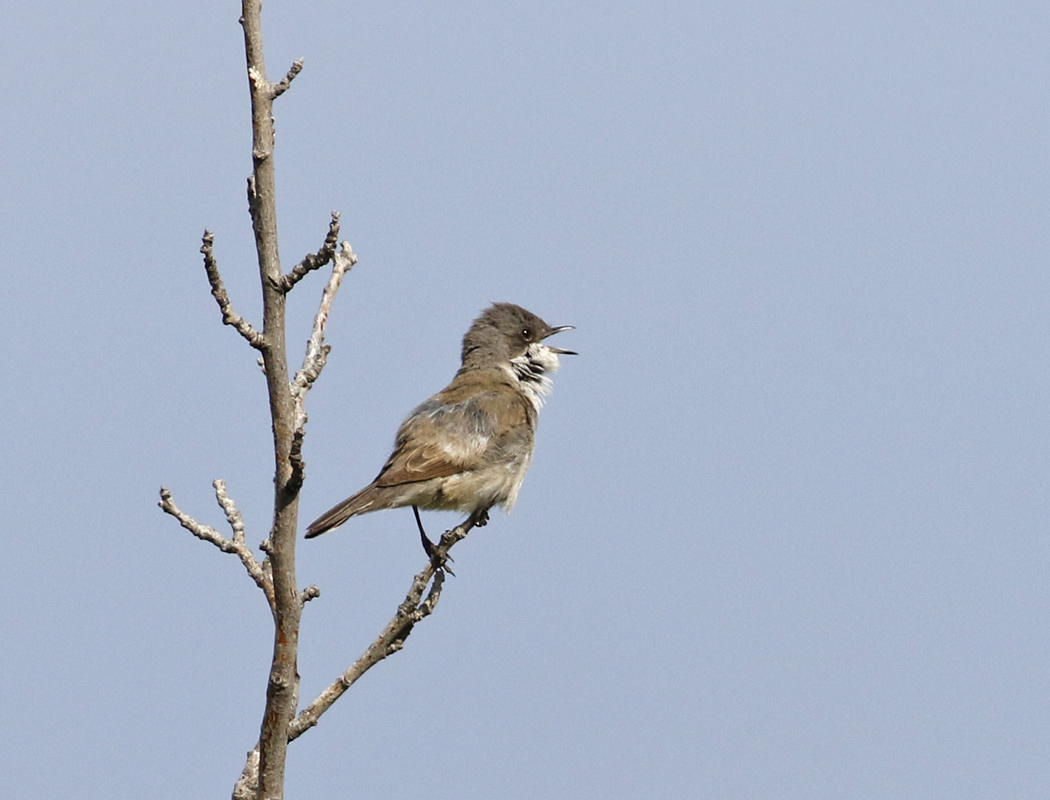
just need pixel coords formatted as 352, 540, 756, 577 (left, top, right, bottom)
373, 395, 491, 487
372, 374, 535, 488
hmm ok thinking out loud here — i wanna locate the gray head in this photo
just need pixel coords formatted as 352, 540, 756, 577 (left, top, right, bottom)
460, 302, 575, 376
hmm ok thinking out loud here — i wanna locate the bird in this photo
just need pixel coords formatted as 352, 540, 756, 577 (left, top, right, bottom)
305, 302, 575, 561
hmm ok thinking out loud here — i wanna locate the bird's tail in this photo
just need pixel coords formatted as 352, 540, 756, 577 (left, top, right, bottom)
304, 483, 384, 538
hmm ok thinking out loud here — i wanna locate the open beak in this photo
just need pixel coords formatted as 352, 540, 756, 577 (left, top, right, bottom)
544, 325, 577, 355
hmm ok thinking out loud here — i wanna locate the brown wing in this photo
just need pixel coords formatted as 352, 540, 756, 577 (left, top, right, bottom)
373, 399, 488, 487
373, 373, 534, 488
374, 440, 474, 487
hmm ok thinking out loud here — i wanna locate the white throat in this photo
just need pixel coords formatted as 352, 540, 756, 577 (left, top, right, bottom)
507, 343, 560, 410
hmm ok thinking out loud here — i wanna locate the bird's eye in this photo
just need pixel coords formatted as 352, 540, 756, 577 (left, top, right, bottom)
521, 327, 531, 339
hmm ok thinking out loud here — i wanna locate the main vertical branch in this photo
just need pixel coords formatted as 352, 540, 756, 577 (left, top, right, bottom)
240, 2, 301, 798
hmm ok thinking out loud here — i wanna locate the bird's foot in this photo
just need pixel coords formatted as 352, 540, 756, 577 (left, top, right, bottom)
421, 531, 455, 576
471, 508, 490, 528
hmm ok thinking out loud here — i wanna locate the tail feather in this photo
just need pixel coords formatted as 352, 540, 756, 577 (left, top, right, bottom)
304, 483, 383, 538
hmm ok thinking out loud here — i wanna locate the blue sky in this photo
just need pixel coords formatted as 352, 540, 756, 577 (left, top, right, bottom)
3, 2, 1050, 797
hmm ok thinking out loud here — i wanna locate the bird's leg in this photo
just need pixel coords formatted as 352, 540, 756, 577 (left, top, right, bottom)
413, 506, 454, 575
412, 505, 440, 557
469, 506, 491, 528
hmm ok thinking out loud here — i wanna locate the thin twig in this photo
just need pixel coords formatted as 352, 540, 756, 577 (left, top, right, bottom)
214, 479, 249, 545
287, 242, 357, 489
287, 515, 477, 741
295, 241, 357, 395
272, 58, 304, 97
277, 212, 341, 292
201, 232, 267, 350
158, 484, 276, 613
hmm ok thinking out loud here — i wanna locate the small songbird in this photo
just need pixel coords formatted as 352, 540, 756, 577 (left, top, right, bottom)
305, 303, 575, 554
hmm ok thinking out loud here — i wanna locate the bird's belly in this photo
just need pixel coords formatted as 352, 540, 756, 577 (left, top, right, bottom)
414, 460, 530, 513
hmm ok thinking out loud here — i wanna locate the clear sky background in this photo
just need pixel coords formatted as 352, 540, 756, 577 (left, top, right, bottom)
3, 2, 1049, 798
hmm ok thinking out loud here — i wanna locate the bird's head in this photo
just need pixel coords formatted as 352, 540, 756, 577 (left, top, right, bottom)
461, 302, 576, 371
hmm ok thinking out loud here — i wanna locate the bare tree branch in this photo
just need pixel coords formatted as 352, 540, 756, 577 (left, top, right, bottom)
288, 516, 477, 741
214, 479, 249, 546
296, 241, 357, 393
158, 484, 276, 612
273, 58, 304, 97
228, 516, 476, 793
277, 212, 341, 292
240, 3, 305, 795
229, 522, 459, 797
201, 232, 267, 350
287, 242, 357, 493
247, 57, 304, 101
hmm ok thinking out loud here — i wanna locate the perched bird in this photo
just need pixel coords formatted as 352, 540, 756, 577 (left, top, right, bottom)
305, 303, 575, 557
